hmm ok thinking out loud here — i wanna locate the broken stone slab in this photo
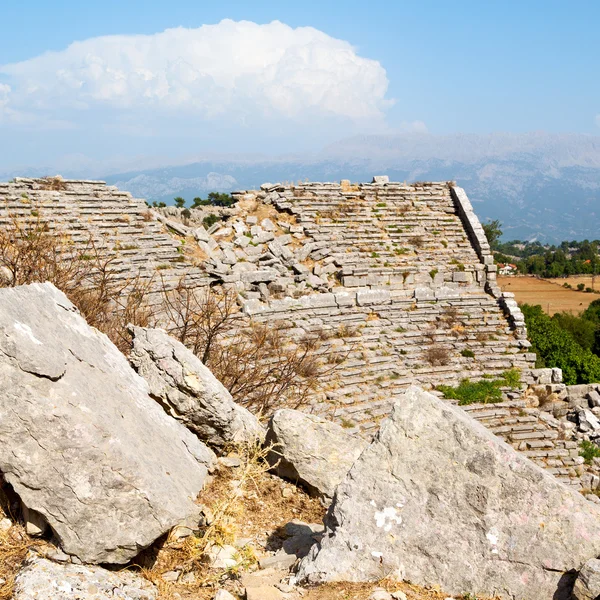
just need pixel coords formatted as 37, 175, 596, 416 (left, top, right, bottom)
266, 409, 368, 499
578, 409, 600, 433
0, 283, 216, 564
14, 555, 157, 600
193, 226, 210, 242
298, 386, 600, 600
129, 326, 264, 450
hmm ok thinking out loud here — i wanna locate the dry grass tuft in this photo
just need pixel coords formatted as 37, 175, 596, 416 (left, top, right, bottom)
424, 345, 451, 366
136, 442, 324, 598
0, 487, 44, 600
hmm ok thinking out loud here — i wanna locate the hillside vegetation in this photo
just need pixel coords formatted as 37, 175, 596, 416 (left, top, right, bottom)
522, 300, 600, 384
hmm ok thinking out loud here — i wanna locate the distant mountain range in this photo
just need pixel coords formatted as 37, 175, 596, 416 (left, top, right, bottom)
3, 132, 599, 243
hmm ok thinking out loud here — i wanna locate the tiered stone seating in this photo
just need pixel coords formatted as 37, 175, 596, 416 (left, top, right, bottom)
273, 181, 485, 289
244, 288, 535, 433
463, 402, 585, 489
0, 178, 210, 304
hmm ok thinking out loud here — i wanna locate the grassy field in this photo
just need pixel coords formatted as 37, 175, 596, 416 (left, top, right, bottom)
498, 276, 600, 315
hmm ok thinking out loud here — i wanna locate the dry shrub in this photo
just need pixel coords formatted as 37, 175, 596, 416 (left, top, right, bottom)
0, 214, 153, 352
441, 306, 460, 328
409, 235, 425, 248
424, 345, 450, 366
38, 176, 67, 191
0, 484, 42, 600
214, 322, 323, 413
161, 280, 239, 362
162, 282, 336, 414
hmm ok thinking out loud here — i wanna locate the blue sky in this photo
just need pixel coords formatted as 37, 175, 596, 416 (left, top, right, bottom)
0, 0, 598, 169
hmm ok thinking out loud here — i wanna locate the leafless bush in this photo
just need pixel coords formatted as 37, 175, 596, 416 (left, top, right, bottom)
0, 214, 153, 352
424, 345, 451, 366
161, 281, 341, 413
210, 323, 324, 413
161, 279, 239, 362
409, 235, 425, 248
440, 306, 460, 328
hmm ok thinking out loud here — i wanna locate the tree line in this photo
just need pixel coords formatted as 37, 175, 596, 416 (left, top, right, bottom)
522, 300, 600, 384
482, 219, 600, 278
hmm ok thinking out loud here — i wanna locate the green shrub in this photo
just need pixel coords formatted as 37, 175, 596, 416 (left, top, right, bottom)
580, 440, 600, 465
502, 368, 522, 389
437, 369, 520, 405
461, 349, 475, 358
522, 304, 600, 384
437, 378, 503, 405
202, 214, 222, 229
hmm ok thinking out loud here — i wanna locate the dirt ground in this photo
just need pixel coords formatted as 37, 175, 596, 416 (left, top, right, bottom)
498, 275, 600, 315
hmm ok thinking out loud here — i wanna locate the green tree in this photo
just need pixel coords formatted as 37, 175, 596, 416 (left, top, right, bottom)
482, 219, 502, 249
521, 304, 600, 384
174, 197, 186, 208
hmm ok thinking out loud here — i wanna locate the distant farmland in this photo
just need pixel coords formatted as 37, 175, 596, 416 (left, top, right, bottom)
498, 276, 600, 315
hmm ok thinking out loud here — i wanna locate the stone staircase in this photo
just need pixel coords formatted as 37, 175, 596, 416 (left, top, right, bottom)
244, 287, 535, 433
462, 401, 587, 489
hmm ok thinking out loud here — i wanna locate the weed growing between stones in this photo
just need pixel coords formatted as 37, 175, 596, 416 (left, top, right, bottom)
580, 441, 600, 465
437, 369, 522, 405
424, 345, 450, 366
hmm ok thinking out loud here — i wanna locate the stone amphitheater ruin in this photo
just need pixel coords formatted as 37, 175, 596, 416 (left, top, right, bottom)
2, 175, 600, 495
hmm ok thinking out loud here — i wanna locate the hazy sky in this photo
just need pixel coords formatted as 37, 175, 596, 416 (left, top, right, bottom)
0, 0, 598, 168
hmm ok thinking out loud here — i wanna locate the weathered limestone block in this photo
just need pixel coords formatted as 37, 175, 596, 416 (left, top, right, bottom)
0, 283, 215, 564
298, 386, 600, 600
14, 555, 157, 600
129, 326, 264, 449
266, 409, 368, 499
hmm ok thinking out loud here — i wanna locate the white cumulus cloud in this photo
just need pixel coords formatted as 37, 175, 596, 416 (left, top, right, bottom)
0, 20, 391, 123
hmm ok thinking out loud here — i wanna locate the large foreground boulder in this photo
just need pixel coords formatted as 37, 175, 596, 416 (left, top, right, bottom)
129, 326, 264, 449
0, 283, 216, 564
298, 386, 600, 600
266, 409, 367, 499
14, 555, 157, 599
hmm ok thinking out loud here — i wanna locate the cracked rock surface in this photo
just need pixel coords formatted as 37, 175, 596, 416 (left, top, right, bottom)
298, 386, 600, 600
129, 326, 264, 450
0, 283, 216, 564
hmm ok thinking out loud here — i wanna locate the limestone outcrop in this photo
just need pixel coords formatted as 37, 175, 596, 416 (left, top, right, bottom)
266, 409, 367, 499
0, 283, 216, 564
298, 386, 600, 600
14, 555, 157, 599
129, 325, 264, 449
